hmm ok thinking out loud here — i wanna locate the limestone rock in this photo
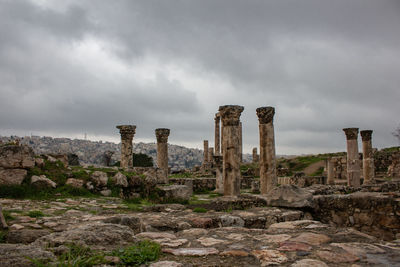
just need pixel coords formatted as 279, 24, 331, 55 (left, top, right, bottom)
159, 185, 192, 202
6, 229, 51, 244
163, 247, 219, 256
65, 178, 84, 188
150, 261, 183, 267
33, 222, 137, 249
31, 175, 57, 189
103, 216, 144, 234
316, 250, 360, 263
0, 145, 35, 169
112, 172, 128, 187
100, 189, 112, 196
266, 185, 314, 208
197, 237, 226, 246
0, 168, 27, 185
90, 171, 108, 187
219, 215, 245, 227
136, 232, 177, 240
251, 249, 288, 266
291, 232, 331, 246
0, 244, 55, 267
291, 259, 329, 267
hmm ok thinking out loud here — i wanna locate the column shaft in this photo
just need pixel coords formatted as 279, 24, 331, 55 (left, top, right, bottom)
327, 158, 335, 185
214, 114, 221, 156
219, 105, 244, 196
361, 130, 374, 184
343, 128, 361, 187
257, 107, 277, 194
116, 125, 136, 170
203, 140, 209, 165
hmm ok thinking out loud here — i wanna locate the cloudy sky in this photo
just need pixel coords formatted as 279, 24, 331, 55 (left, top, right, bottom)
0, 0, 399, 154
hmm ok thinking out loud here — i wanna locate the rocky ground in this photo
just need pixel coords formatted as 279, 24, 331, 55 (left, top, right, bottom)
1, 194, 400, 266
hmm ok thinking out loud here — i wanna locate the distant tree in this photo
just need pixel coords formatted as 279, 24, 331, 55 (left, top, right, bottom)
132, 153, 154, 167
393, 124, 400, 144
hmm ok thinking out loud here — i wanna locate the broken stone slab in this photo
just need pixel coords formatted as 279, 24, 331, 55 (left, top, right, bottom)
31, 175, 57, 189
90, 171, 108, 187
316, 249, 360, 263
197, 237, 226, 246
0, 144, 35, 169
163, 247, 219, 256
266, 184, 314, 208
111, 172, 128, 187
149, 261, 183, 267
102, 216, 144, 234
65, 178, 84, 188
6, 229, 51, 244
158, 185, 192, 202
136, 232, 177, 240
219, 215, 245, 227
100, 189, 112, 196
0, 168, 27, 185
291, 259, 329, 267
290, 232, 331, 246
251, 249, 288, 266
0, 244, 55, 267
33, 222, 137, 250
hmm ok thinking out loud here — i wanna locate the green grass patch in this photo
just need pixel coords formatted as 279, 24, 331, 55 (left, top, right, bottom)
208, 192, 222, 198
168, 172, 193, 178
193, 207, 208, 213
2, 210, 16, 222
0, 230, 7, 243
188, 195, 211, 205
310, 166, 324, 176
30, 243, 105, 267
112, 240, 161, 266
0, 184, 96, 200
27, 210, 45, 218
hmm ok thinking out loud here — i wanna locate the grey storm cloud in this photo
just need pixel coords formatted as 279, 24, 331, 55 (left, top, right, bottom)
0, 0, 399, 154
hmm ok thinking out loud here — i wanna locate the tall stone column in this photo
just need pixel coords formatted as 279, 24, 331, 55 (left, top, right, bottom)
155, 128, 170, 177
208, 148, 214, 163
256, 107, 277, 194
219, 105, 244, 196
214, 113, 221, 156
203, 140, 209, 165
213, 155, 223, 194
252, 147, 259, 163
116, 125, 136, 169
343, 128, 361, 187
239, 122, 243, 162
327, 158, 335, 185
361, 130, 374, 184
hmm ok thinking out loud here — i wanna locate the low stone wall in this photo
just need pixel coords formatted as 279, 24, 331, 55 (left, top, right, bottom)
313, 191, 400, 240
169, 178, 216, 193
241, 176, 253, 189
278, 176, 325, 187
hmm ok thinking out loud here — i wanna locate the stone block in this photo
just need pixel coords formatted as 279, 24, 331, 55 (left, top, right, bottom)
0, 168, 27, 185
0, 145, 35, 169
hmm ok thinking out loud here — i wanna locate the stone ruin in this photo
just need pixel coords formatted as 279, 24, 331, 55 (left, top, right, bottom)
1, 106, 400, 266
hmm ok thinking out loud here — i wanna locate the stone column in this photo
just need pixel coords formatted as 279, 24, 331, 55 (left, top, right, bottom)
208, 148, 214, 163
203, 140, 209, 165
116, 125, 136, 169
343, 128, 361, 187
219, 105, 244, 196
327, 158, 335, 185
256, 107, 277, 194
214, 113, 221, 156
361, 130, 374, 184
155, 128, 170, 177
252, 147, 259, 163
239, 122, 243, 162
213, 155, 223, 193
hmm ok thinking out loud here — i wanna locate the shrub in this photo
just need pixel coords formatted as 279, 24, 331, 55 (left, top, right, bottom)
132, 153, 153, 167
113, 240, 161, 266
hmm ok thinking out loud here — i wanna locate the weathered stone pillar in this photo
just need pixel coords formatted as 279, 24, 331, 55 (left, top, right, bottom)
343, 128, 361, 187
361, 130, 374, 184
252, 147, 259, 163
219, 105, 244, 196
203, 140, 209, 165
257, 107, 277, 194
116, 125, 136, 169
155, 128, 170, 177
208, 148, 214, 163
213, 155, 223, 194
239, 122, 243, 162
214, 113, 221, 156
327, 158, 335, 185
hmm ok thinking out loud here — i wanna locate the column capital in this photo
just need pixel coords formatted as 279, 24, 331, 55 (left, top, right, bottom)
212, 155, 223, 166
360, 130, 373, 141
116, 125, 136, 138
343, 128, 359, 140
256, 107, 275, 124
155, 128, 170, 143
218, 105, 244, 126
215, 112, 221, 120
